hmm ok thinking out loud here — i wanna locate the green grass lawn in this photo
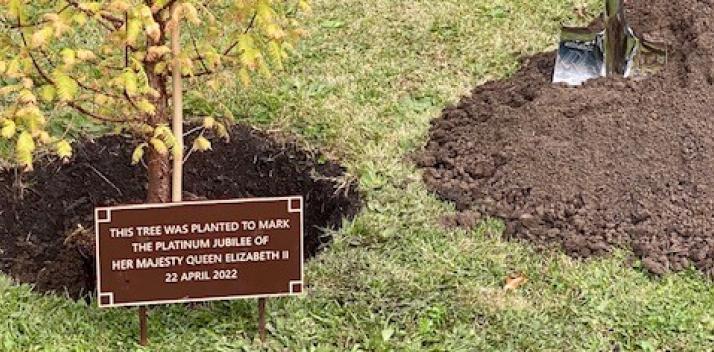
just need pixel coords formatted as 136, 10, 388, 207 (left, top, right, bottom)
3, 0, 714, 350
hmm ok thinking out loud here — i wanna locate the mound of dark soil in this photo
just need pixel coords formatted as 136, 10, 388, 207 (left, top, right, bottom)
0, 125, 361, 298
418, 0, 714, 276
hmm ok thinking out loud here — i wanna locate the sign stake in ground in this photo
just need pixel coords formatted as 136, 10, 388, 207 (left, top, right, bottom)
139, 306, 148, 346
95, 197, 304, 345
258, 297, 268, 342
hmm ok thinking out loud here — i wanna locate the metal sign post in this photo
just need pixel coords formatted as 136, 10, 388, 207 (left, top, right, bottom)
258, 297, 267, 342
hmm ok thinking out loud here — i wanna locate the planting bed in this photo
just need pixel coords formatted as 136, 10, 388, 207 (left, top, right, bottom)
418, 0, 714, 276
0, 125, 361, 298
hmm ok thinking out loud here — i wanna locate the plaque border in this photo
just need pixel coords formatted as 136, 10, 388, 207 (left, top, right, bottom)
95, 196, 305, 308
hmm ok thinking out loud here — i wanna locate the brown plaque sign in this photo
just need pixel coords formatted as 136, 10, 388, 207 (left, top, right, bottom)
95, 197, 304, 308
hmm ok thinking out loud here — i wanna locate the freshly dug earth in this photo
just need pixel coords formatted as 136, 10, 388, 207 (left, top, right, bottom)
418, 0, 714, 276
0, 125, 361, 298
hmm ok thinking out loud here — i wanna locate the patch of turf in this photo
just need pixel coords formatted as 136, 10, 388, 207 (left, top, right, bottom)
3, 0, 713, 351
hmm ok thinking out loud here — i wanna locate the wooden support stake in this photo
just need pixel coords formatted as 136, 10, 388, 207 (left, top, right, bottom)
171, 3, 184, 204
139, 306, 148, 346
258, 298, 267, 343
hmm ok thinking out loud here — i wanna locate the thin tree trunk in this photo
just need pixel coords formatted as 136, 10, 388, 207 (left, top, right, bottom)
146, 147, 171, 203
145, 70, 171, 203
144, 55, 171, 204
145, 16, 171, 204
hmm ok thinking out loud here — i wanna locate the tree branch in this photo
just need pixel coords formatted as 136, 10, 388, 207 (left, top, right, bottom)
67, 102, 129, 123
37, 48, 125, 101
222, 12, 258, 56
183, 70, 215, 78
17, 17, 135, 123
187, 12, 259, 78
18, 19, 52, 83
1, 5, 70, 29
4, 19, 47, 29
78, 81, 125, 100
65, 0, 124, 30
152, 0, 179, 14
191, 32, 210, 72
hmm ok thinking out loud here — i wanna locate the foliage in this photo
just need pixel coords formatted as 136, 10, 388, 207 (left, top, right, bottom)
3, 0, 714, 351
0, 0, 310, 170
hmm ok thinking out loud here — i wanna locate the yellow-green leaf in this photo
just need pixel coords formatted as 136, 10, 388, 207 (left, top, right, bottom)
126, 18, 142, 47
0, 84, 20, 96
38, 131, 51, 144
5, 58, 22, 79
182, 3, 201, 24
39, 85, 56, 103
256, 0, 274, 23
298, 0, 311, 13
238, 67, 251, 86
16, 150, 33, 169
264, 24, 285, 40
258, 58, 272, 78
215, 122, 229, 141
16, 105, 46, 132
78, 2, 102, 12
137, 4, 152, 20
145, 22, 161, 43
267, 41, 284, 69
55, 139, 72, 159
137, 99, 156, 115
15, 131, 35, 167
109, 0, 130, 12
94, 94, 109, 105
16, 131, 35, 151
76, 49, 97, 61
21, 78, 33, 89
154, 61, 167, 74
17, 89, 37, 104
193, 136, 212, 151
7, 0, 24, 20
31, 27, 54, 49
122, 70, 139, 97
61, 48, 76, 66
1, 120, 16, 139
72, 13, 88, 25
52, 71, 79, 101
146, 46, 171, 62
131, 143, 146, 165
237, 34, 258, 69
149, 137, 168, 155
202, 117, 215, 129
153, 125, 169, 138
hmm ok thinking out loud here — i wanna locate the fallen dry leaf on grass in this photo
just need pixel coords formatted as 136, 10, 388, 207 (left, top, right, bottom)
503, 273, 528, 291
